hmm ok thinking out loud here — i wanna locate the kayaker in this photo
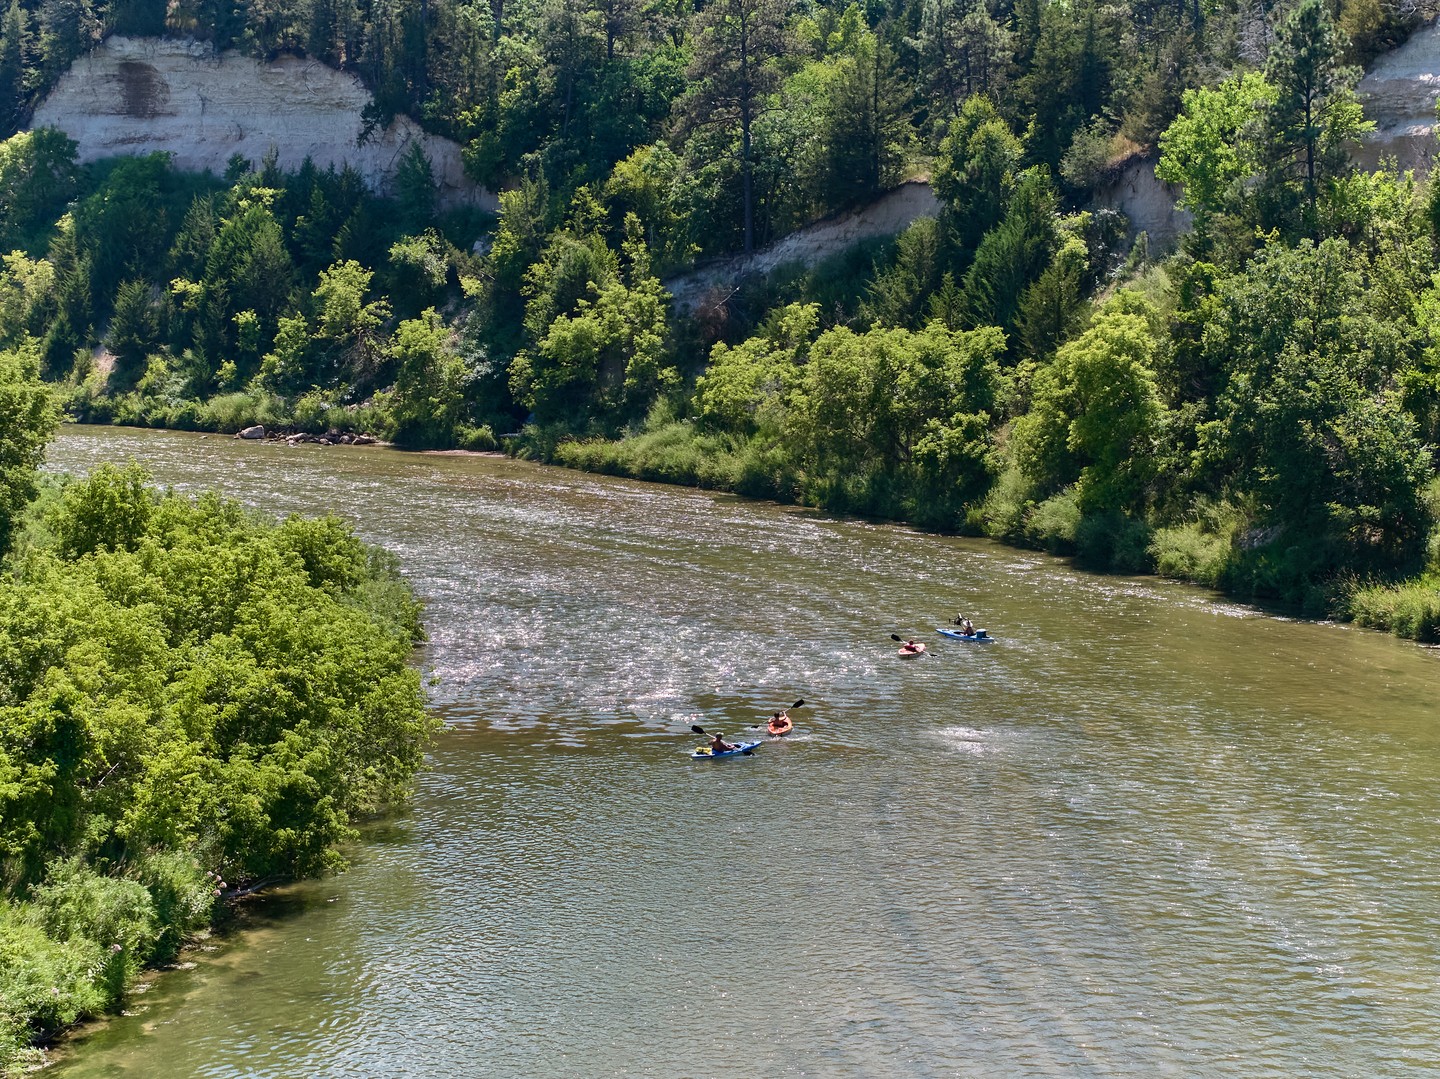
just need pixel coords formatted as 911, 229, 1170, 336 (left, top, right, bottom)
710, 732, 737, 753
768, 710, 792, 735
961, 617, 975, 636
903, 638, 921, 652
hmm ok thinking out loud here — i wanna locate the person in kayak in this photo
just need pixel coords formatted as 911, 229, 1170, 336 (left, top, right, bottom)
903, 638, 922, 652
710, 732, 737, 753
953, 615, 975, 635
768, 710, 792, 735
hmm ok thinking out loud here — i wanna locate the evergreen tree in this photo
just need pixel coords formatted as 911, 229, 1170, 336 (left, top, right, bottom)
1258, 0, 1372, 237
820, 33, 910, 209
678, 0, 792, 254
0, 0, 30, 136
106, 279, 162, 388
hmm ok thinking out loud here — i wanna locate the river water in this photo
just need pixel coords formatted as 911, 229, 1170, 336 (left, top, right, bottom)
42, 425, 1440, 1077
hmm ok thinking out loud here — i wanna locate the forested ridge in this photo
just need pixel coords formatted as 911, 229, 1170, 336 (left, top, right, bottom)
3, 0, 1440, 635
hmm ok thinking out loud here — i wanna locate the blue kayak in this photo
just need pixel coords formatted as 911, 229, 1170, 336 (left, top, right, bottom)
936, 626, 997, 642
691, 740, 762, 759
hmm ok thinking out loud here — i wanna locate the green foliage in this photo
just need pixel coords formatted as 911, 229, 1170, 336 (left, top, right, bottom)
48, 462, 153, 559
0, 341, 57, 559
961, 167, 1058, 338
934, 97, 1024, 257
0, 464, 434, 1069
0, 129, 78, 253
391, 309, 469, 448
1346, 575, 1440, 642
512, 216, 673, 428
1156, 73, 1276, 245
1193, 238, 1431, 595
1256, 0, 1373, 239
1012, 298, 1164, 516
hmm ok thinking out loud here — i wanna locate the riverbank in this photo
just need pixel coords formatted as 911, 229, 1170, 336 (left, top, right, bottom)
516, 419, 1440, 644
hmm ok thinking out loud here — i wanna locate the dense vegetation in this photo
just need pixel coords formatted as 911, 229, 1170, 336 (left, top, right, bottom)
3, 0, 1440, 633
0, 353, 435, 1072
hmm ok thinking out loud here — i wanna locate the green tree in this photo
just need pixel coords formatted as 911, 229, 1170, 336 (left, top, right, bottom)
1156, 72, 1275, 246
0, 340, 56, 557
677, 0, 792, 254
1198, 239, 1428, 589
1257, 0, 1372, 237
695, 302, 818, 436
0, 0, 32, 136
933, 95, 1024, 258
512, 216, 672, 426
390, 308, 468, 447
1012, 299, 1164, 515
960, 166, 1057, 338
818, 33, 911, 210
105, 279, 163, 388
0, 128, 78, 251
262, 260, 392, 394
394, 142, 438, 231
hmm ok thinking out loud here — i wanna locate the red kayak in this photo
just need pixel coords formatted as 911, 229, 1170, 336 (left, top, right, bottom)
767, 716, 794, 737
898, 643, 926, 658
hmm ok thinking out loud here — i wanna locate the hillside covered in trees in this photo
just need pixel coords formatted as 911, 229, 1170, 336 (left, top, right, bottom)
3, 0, 1440, 632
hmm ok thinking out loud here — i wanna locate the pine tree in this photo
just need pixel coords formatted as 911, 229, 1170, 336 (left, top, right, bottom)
1257, 0, 1371, 237
678, 0, 791, 255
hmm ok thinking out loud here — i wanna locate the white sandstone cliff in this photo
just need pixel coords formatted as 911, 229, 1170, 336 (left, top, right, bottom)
1356, 19, 1440, 171
28, 36, 497, 211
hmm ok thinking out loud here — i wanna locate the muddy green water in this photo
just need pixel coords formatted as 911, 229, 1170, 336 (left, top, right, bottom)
41, 424, 1440, 1077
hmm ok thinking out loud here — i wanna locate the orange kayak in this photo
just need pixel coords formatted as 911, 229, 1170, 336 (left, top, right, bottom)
898, 644, 926, 658
767, 717, 793, 737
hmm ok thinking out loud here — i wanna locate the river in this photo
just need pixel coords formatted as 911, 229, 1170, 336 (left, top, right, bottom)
43, 425, 1440, 1077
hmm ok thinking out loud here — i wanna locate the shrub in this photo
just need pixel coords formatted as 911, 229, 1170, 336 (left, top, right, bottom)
131, 853, 215, 966
1150, 522, 1232, 586
456, 424, 497, 451
198, 391, 288, 433
1023, 490, 1081, 553
0, 906, 106, 1037
29, 861, 158, 1009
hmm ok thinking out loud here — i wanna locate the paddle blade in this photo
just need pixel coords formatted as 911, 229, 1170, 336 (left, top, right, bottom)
792, 699, 805, 709
690, 724, 707, 735
890, 634, 902, 642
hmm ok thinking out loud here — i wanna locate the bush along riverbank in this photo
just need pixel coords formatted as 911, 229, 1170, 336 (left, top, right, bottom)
0, 463, 437, 1074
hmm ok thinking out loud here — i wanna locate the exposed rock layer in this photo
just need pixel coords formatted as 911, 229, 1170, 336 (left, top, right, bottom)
29, 36, 497, 211
665, 181, 942, 313
1356, 19, 1440, 171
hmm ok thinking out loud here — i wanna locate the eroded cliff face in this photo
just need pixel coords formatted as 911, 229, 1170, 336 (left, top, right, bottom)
1357, 19, 1440, 171
665, 181, 942, 313
28, 36, 497, 211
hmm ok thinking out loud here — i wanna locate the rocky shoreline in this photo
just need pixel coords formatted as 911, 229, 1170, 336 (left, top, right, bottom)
234, 424, 382, 447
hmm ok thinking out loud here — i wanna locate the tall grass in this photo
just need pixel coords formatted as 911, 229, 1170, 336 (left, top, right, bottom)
1345, 576, 1440, 642
553, 421, 746, 488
